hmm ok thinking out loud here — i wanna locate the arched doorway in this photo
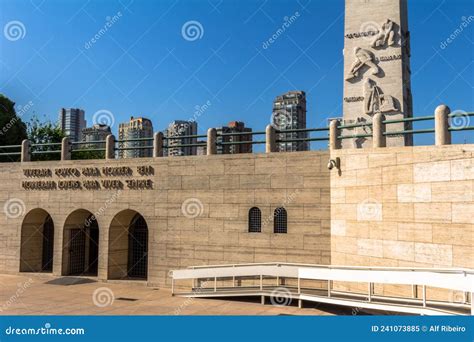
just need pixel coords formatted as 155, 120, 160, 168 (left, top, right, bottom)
108, 210, 148, 280
20, 209, 55, 272
62, 209, 99, 276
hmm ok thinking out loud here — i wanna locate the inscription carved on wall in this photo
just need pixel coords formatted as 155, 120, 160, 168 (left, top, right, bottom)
22, 166, 154, 191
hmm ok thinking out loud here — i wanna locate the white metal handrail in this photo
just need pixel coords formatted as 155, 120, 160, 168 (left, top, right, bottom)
170, 262, 474, 315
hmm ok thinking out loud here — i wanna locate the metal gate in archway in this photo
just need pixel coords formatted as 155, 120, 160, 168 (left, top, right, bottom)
41, 216, 54, 272
67, 216, 99, 276
127, 214, 148, 279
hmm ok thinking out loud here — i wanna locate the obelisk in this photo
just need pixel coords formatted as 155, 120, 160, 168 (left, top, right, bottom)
342, 0, 413, 148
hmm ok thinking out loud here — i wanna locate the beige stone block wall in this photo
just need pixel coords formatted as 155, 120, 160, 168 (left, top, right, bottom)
330, 144, 473, 298
0, 151, 330, 287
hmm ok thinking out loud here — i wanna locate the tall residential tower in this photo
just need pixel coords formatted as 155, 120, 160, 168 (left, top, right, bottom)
118, 116, 153, 158
164, 120, 198, 156
272, 91, 308, 152
58, 108, 86, 142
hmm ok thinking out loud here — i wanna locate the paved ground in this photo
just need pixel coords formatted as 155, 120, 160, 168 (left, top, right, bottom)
0, 274, 340, 315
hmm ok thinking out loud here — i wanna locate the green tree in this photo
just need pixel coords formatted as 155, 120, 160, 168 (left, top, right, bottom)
0, 94, 28, 162
27, 115, 65, 161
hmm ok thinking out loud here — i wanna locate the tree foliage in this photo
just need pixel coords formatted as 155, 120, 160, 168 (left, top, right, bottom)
27, 115, 65, 161
0, 94, 28, 162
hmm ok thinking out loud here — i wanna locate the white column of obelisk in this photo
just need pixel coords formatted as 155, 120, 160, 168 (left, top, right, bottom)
342, 0, 413, 148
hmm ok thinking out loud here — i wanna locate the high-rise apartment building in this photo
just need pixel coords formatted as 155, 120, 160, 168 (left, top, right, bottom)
164, 120, 198, 156
272, 91, 308, 152
58, 108, 86, 142
216, 121, 252, 154
118, 116, 153, 158
82, 124, 111, 142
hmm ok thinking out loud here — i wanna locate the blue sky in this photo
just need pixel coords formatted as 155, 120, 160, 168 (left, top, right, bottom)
0, 0, 473, 148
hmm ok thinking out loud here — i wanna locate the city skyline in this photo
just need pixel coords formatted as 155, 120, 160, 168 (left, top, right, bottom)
0, 0, 472, 149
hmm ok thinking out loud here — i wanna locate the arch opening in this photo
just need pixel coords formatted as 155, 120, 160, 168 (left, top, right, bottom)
20, 209, 55, 273
108, 210, 148, 280
62, 209, 99, 276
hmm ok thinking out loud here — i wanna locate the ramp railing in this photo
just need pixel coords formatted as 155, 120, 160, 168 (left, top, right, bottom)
170, 262, 474, 315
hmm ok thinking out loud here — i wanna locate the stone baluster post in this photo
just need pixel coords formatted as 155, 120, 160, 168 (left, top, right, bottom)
153, 132, 163, 157
61, 137, 71, 161
207, 128, 217, 155
372, 113, 386, 148
21, 139, 30, 162
435, 104, 451, 146
265, 125, 276, 153
106, 134, 115, 160
329, 120, 341, 150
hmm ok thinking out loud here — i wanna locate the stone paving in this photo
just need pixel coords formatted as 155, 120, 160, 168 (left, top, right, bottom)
0, 274, 337, 315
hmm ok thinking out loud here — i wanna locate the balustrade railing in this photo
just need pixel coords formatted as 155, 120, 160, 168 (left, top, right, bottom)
0, 105, 472, 162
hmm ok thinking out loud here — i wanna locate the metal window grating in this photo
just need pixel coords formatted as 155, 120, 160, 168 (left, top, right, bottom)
273, 207, 287, 234
248, 207, 262, 233
41, 215, 54, 272
128, 214, 148, 279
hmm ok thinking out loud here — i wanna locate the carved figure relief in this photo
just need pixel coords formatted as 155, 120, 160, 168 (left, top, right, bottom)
371, 19, 397, 48
363, 78, 398, 115
345, 47, 380, 81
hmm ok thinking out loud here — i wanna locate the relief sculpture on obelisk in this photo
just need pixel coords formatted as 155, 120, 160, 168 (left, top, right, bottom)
345, 47, 380, 81
342, 0, 413, 148
371, 19, 397, 48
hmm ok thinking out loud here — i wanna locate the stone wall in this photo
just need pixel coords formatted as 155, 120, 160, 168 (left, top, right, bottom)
0, 151, 330, 287
1, 143, 472, 292
330, 144, 473, 268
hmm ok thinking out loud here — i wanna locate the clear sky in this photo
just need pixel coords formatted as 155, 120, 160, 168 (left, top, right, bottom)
0, 0, 473, 148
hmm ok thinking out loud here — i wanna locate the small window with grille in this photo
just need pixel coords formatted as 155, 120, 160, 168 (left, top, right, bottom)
273, 207, 287, 234
248, 207, 261, 233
